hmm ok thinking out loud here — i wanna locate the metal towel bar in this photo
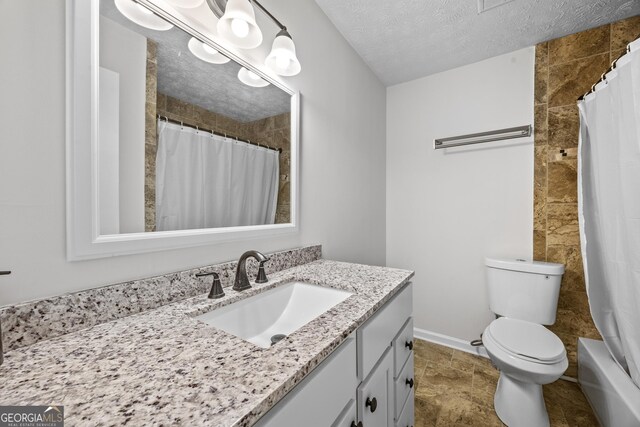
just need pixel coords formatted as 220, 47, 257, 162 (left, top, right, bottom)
434, 125, 532, 150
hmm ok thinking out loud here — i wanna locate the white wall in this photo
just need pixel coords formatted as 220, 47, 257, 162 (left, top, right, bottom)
386, 48, 535, 342
99, 17, 146, 234
0, 0, 386, 306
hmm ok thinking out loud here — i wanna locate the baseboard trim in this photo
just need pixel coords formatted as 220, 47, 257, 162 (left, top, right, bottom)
414, 327, 489, 358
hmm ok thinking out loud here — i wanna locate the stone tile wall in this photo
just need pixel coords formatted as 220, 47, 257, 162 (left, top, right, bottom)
156, 93, 254, 140
144, 40, 158, 232
533, 16, 639, 376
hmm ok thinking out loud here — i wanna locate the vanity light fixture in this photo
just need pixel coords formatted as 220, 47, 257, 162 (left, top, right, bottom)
265, 28, 301, 76
187, 37, 231, 64
114, 0, 174, 31
216, 0, 263, 49
165, 0, 205, 9
238, 67, 270, 87
209, 0, 302, 76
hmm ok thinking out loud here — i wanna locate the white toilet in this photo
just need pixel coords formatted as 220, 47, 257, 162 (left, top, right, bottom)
483, 257, 567, 427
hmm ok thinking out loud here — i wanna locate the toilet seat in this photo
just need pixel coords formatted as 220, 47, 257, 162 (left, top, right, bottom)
485, 318, 566, 364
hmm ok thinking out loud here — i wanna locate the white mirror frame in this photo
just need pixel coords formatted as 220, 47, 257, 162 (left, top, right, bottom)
66, 0, 300, 260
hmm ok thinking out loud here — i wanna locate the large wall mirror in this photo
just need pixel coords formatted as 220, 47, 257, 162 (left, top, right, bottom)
66, 0, 299, 260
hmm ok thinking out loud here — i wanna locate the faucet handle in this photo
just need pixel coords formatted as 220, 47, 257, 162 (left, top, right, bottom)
196, 272, 225, 299
0, 271, 9, 367
255, 260, 269, 284
196, 271, 219, 278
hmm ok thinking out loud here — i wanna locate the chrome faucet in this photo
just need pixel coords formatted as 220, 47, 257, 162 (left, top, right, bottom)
233, 250, 270, 292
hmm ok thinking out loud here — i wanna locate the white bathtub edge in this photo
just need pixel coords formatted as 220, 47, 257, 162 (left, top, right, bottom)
578, 337, 640, 427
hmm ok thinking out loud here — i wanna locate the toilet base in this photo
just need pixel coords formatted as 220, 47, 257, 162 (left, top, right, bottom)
494, 373, 550, 427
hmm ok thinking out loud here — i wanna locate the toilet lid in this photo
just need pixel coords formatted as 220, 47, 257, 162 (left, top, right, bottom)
487, 318, 566, 363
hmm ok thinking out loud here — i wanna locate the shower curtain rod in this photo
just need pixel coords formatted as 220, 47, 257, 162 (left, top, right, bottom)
578, 35, 638, 101
157, 115, 282, 153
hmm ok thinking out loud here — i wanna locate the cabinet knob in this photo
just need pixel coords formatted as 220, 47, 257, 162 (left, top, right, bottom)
405, 340, 413, 350
406, 378, 414, 388
365, 397, 377, 413
350, 422, 363, 427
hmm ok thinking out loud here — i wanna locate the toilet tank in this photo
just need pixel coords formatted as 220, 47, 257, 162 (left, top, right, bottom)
485, 258, 565, 325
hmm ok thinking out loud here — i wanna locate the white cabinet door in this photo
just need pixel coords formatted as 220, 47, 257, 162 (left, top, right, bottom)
394, 352, 414, 420
255, 336, 357, 427
358, 347, 393, 427
395, 390, 414, 427
332, 399, 357, 427
392, 317, 414, 377
358, 283, 413, 380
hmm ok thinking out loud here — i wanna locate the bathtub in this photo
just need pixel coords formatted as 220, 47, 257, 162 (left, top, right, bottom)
578, 338, 640, 427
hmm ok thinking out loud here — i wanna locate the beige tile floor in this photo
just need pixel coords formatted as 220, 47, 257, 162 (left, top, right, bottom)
413, 339, 600, 426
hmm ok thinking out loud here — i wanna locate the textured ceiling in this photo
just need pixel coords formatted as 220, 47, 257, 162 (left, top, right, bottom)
313, 0, 640, 86
100, 0, 290, 123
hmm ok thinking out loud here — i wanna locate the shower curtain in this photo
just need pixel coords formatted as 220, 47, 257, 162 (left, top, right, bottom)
577, 37, 640, 389
155, 120, 279, 231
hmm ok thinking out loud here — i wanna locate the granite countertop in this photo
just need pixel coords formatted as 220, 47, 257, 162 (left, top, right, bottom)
0, 260, 414, 426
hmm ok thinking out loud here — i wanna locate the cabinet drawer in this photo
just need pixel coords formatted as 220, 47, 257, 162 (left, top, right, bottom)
394, 352, 414, 419
393, 317, 414, 377
255, 336, 357, 427
357, 347, 393, 427
395, 390, 414, 427
358, 283, 413, 379
332, 399, 357, 427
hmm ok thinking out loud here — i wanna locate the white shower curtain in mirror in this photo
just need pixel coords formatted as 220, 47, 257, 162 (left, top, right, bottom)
577, 37, 640, 388
156, 120, 279, 231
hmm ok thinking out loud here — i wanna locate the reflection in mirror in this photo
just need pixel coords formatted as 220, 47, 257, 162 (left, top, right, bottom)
98, 0, 292, 235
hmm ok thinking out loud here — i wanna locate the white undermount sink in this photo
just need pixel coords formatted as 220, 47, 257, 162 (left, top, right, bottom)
195, 282, 353, 348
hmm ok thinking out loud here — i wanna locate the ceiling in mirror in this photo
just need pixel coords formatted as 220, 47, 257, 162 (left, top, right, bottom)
101, 0, 290, 122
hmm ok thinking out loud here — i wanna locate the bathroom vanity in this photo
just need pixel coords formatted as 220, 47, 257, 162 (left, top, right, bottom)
0, 247, 414, 426
254, 281, 414, 427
